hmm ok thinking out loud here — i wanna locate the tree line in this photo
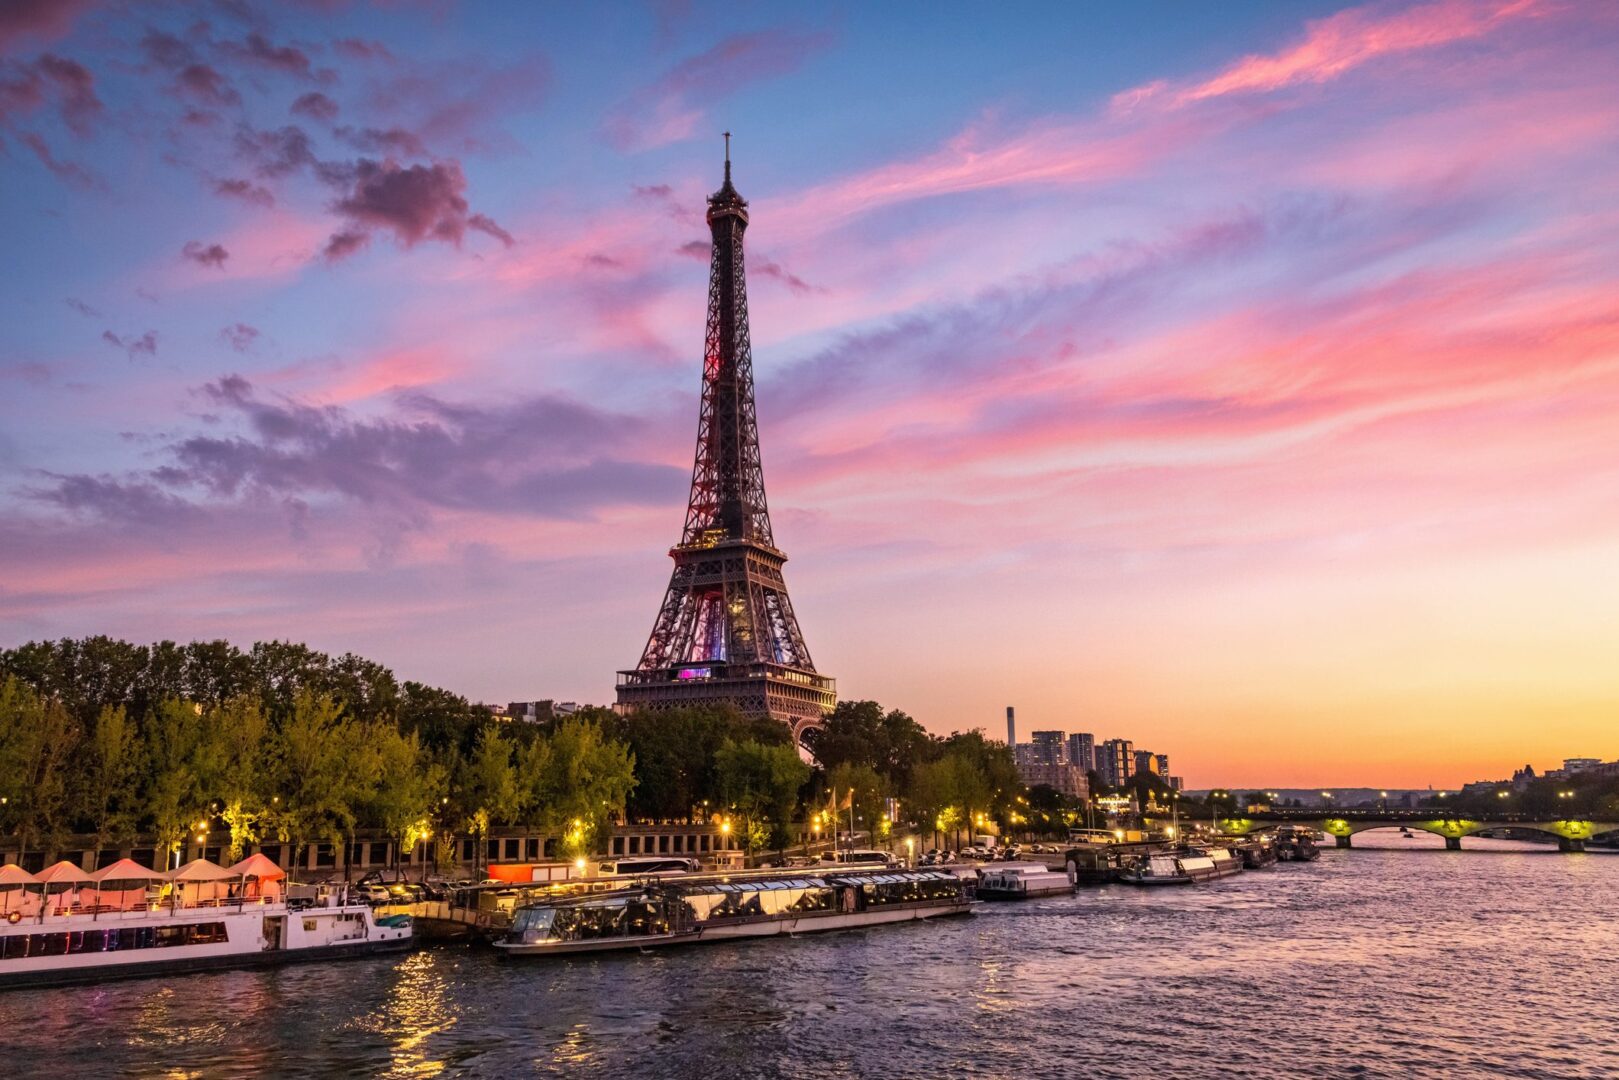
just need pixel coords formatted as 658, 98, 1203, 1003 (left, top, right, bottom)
0, 638, 1031, 870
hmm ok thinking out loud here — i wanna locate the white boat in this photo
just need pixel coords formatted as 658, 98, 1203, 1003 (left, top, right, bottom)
1116, 852, 1219, 885
1195, 846, 1245, 879
0, 854, 412, 989
495, 867, 972, 957
976, 862, 1074, 899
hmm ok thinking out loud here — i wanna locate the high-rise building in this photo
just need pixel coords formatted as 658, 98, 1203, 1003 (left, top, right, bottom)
1156, 753, 1169, 777
616, 141, 835, 743
1134, 750, 1161, 778
1030, 730, 1067, 767
1098, 739, 1134, 787
1006, 706, 1015, 748
1068, 733, 1095, 773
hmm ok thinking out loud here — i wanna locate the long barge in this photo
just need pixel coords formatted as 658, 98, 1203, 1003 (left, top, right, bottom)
494, 866, 972, 957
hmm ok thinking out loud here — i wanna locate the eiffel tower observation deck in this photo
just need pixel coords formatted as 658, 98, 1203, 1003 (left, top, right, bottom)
616, 137, 836, 744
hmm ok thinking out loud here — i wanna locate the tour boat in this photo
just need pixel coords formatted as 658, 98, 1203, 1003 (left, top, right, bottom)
1115, 852, 1219, 886
976, 862, 1074, 900
0, 854, 412, 989
1192, 846, 1245, 878
1274, 826, 1322, 862
494, 867, 972, 957
1238, 837, 1278, 869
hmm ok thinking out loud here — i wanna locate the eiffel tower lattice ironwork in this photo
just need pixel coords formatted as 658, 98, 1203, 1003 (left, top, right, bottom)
616, 138, 835, 741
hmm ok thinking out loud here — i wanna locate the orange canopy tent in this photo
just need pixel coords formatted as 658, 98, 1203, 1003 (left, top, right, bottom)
36, 860, 95, 914
227, 853, 286, 900
169, 858, 238, 906
0, 863, 40, 916
90, 858, 167, 912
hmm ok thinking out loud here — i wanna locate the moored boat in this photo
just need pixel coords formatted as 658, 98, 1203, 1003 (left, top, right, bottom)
1237, 836, 1278, 869
494, 867, 971, 957
1193, 846, 1245, 878
977, 863, 1074, 899
0, 854, 412, 990
1116, 852, 1219, 885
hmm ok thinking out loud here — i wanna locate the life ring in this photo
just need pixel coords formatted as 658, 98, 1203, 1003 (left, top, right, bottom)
6, 911, 20, 924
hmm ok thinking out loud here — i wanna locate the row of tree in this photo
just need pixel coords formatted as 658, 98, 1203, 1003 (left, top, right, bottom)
0, 638, 1038, 868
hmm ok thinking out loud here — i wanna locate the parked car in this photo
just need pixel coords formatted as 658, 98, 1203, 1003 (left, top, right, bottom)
358, 885, 391, 904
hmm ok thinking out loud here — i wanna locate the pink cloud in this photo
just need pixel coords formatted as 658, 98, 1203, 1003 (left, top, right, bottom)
1118, 0, 1542, 111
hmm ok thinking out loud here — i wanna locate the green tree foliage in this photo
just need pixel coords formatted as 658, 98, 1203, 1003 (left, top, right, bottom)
0, 676, 80, 856
825, 761, 886, 840
715, 739, 810, 854
527, 717, 637, 858
602, 704, 785, 822
84, 704, 142, 848
459, 725, 521, 868
266, 690, 369, 865
813, 700, 931, 793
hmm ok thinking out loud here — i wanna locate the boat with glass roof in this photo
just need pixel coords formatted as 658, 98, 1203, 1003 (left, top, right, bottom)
495, 866, 973, 956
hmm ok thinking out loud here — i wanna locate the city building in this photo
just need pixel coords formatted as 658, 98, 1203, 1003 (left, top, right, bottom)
1133, 750, 1161, 778
1030, 730, 1068, 766
1098, 739, 1134, 787
1156, 753, 1169, 777
1017, 763, 1090, 800
1068, 733, 1095, 773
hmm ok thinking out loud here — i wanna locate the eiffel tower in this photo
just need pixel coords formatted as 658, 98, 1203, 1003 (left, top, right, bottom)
616, 137, 835, 743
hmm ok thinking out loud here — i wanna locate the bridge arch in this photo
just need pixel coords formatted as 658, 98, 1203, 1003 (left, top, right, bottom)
1217, 814, 1616, 852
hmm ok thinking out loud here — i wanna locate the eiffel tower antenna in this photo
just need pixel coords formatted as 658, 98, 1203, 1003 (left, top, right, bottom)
616, 145, 836, 745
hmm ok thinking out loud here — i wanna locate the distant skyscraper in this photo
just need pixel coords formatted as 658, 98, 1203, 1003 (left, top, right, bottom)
1006, 706, 1015, 748
1134, 750, 1160, 777
1156, 753, 1169, 777
1030, 730, 1067, 766
1099, 739, 1134, 787
1068, 733, 1095, 773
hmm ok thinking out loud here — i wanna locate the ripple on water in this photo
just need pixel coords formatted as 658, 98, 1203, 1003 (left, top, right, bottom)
5, 850, 1619, 1077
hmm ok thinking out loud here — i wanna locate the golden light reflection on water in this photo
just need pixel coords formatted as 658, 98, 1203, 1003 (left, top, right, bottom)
356, 949, 459, 1078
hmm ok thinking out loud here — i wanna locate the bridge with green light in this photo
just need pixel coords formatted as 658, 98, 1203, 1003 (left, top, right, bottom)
1210, 808, 1618, 852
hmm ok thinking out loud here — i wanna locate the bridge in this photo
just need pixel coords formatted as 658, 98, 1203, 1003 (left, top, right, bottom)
1204, 808, 1619, 851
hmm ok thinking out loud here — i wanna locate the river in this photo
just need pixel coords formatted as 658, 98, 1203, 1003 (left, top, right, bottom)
7, 835, 1618, 1078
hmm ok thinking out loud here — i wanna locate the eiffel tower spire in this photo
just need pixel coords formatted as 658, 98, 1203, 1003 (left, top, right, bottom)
617, 138, 836, 742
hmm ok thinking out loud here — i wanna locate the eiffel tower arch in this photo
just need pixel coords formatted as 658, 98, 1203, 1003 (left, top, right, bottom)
616, 139, 836, 744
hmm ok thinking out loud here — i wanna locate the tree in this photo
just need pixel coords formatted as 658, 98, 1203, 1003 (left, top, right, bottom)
210, 696, 272, 860
144, 698, 222, 866
0, 676, 81, 859
363, 726, 444, 873
460, 725, 520, 872
813, 700, 931, 793
715, 739, 810, 856
525, 716, 637, 860
266, 690, 369, 873
826, 761, 886, 844
83, 704, 142, 850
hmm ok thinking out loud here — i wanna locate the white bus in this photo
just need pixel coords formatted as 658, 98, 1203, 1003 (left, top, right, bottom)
596, 857, 701, 877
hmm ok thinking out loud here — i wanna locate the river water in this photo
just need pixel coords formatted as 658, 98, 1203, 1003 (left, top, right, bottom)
7, 835, 1619, 1078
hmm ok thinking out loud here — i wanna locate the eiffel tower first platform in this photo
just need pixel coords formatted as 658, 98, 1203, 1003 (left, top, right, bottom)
616, 139, 836, 743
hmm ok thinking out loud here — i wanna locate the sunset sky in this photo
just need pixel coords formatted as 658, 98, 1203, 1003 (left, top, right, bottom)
3, 0, 1617, 788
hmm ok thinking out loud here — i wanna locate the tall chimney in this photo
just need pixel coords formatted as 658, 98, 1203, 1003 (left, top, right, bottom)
1006, 706, 1016, 747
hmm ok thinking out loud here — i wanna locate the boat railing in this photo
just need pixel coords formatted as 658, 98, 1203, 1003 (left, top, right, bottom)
12, 894, 286, 923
